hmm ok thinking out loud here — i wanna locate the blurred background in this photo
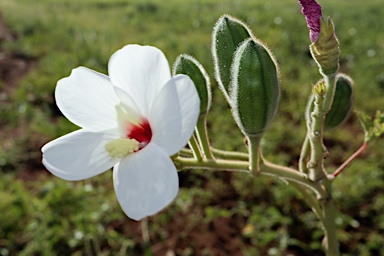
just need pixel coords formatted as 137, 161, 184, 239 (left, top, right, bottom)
0, 0, 383, 255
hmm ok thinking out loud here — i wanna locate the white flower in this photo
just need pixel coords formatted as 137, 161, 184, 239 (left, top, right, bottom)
42, 44, 200, 221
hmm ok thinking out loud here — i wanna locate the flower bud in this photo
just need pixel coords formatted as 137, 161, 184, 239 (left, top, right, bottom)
306, 73, 354, 130
173, 54, 211, 115
309, 17, 340, 76
230, 38, 280, 137
212, 15, 252, 102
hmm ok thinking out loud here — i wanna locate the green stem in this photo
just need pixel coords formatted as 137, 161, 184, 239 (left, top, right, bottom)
309, 74, 339, 255
188, 134, 203, 162
175, 157, 249, 172
299, 133, 310, 173
260, 158, 328, 199
248, 135, 262, 176
174, 157, 328, 199
322, 74, 337, 114
290, 182, 324, 223
321, 180, 339, 256
179, 148, 194, 157
211, 148, 249, 161
308, 85, 327, 181
195, 115, 214, 159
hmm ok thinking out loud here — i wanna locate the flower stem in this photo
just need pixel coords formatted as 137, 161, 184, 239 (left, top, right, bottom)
174, 156, 328, 199
211, 148, 249, 161
260, 157, 328, 199
188, 134, 203, 162
248, 135, 262, 176
331, 142, 368, 178
195, 115, 214, 159
180, 148, 193, 157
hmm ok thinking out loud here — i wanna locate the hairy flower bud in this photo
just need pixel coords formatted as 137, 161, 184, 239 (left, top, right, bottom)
173, 54, 211, 115
306, 73, 354, 130
309, 17, 340, 76
212, 15, 252, 103
230, 38, 280, 137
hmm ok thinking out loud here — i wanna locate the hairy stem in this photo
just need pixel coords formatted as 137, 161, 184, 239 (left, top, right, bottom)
174, 157, 328, 199
248, 135, 262, 176
211, 148, 249, 161
195, 116, 214, 159
308, 90, 327, 181
321, 180, 339, 256
322, 74, 337, 113
299, 133, 311, 173
188, 134, 203, 162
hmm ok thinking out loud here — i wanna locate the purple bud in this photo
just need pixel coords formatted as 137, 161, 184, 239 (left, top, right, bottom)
298, 0, 322, 42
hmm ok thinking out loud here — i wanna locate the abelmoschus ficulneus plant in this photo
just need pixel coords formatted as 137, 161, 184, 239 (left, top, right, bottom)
41, 1, 384, 256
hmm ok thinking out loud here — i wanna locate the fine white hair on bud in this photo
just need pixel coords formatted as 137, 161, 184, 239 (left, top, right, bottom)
212, 14, 253, 104
230, 37, 280, 137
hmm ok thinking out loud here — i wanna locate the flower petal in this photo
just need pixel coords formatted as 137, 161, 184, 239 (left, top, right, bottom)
42, 129, 120, 181
149, 74, 200, 155
114, 86, 143, 137
113, 143, 178, 221
56, 67, 120, 132
108, 45, 171, 115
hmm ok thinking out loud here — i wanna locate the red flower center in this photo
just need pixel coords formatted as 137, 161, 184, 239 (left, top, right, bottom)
126, 118, 152, 149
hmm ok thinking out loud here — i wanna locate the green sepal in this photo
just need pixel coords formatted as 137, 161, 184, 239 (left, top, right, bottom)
306, 73, 354, 130
309, 17, 340, 76
212, 15, 252, 102
173, 54, 211, 115
231, 38, 280, 137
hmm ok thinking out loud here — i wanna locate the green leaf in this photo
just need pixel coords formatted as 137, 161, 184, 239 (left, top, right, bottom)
356, 110, 384, 142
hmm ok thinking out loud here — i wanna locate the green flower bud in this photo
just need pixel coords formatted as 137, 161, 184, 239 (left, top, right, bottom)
212, 15, 252, 102
309, 17, 340, 76
231, 38, 280, 137
306, 73, 354, 130
173, 54, 211, 115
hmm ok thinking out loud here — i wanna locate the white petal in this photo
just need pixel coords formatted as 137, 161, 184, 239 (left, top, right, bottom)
147, 77, 182, 155
113, 143, 178, 221
56, 67, 120, 132
113, 86, 143, 118
108, 45, 171, 115
42, 129, 120, 181
149, 75, 200, 155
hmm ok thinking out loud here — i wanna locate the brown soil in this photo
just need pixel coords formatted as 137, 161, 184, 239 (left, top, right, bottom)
0, 16, 36, 92
0, 15, 41, 179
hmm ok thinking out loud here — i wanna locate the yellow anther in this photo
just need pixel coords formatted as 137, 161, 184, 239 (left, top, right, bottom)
105, 138, 140, 158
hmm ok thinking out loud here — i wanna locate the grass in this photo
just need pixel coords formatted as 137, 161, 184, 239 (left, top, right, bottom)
0, 0, 383, 255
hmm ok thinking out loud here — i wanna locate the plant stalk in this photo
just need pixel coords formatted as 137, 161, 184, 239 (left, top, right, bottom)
195, 115, 214, 159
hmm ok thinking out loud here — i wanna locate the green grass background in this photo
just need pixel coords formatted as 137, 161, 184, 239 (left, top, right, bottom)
0, 0, 383, 255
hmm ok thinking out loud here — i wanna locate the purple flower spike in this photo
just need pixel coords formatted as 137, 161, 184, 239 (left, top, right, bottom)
299, 0, 322, 42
